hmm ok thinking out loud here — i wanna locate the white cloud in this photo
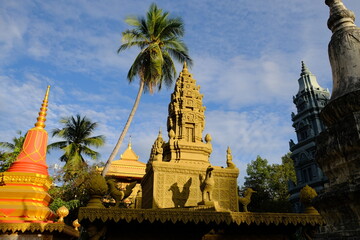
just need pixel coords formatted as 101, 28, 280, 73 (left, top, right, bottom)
0, 2, 30, 64
192, 53, 299, 109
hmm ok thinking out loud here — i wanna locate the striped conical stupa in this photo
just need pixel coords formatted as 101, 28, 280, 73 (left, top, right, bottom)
0, 86, 55, 223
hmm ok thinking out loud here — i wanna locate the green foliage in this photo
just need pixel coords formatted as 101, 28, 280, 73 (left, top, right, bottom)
270, 153, 296, 200
48, 112, 105, 222
243, 153, 296, 212
49, 198, 80, 212
118, 3, 192, 93
49, 165, 99, 224
50, 165, 95, 206
48, 115, 105, 180
0, 131, 26, 172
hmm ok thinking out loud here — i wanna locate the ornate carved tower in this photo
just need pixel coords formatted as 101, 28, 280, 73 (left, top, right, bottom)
163, 62, 213, 164
288, 62, 330, 213
314, 0, 360, 238
142, 63, 239, 211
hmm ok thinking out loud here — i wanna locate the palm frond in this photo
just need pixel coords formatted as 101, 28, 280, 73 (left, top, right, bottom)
166, 47, 192, 67
125, 16, 141, 27
127, 50, 148, 82
158, 18, 184, 39
63, 143, 78, 158
0, 142, 15, 150
82, 135, 105, 147
160, 51, 177, 90
47, 141, 68, 152
51, 128, 65, 138
118, 41, 147, 53
121, 29, 147, 44
64, 152, 86, 174
81, 146, 100, 160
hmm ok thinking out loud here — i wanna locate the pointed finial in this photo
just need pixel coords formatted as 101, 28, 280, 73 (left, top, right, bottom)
181, 61, 189, 74
156, 129, 163, 142
300, 61, 311, 76
227, 146, 231, 154
226, 146, 236, 168
326, 0, 355, 33
34, 86, 50, 129
128, 135, 132, 149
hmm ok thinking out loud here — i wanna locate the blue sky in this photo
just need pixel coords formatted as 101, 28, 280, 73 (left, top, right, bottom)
1, 0, 360, 184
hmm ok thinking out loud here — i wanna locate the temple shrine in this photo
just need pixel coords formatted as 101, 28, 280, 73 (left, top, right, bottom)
99, 142, 145, 208
141, 62, 239, 211
79, 63, 324, 239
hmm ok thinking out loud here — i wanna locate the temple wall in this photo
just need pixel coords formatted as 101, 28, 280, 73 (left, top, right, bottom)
142, 162, 239, 211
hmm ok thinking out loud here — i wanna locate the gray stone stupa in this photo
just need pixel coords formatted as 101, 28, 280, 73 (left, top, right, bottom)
314, 0, 360, 238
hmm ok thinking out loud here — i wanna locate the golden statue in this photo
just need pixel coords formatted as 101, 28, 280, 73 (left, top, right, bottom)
107, 179, 137, 208
199, 166, 215, 203
238, 188, 256, 212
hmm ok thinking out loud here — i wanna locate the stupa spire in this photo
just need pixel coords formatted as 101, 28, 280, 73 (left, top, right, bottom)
296, 62, 324, 94
128, 135, 132, 149
34, 85, 50, 129
300, 61, 311, 76
181, 61, 189, 74
7, 86, 50, 175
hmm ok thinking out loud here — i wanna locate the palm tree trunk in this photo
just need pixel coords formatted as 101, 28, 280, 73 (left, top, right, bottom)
102, 80, 145, 177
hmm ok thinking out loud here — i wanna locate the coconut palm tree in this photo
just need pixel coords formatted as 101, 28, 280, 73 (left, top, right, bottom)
102, 3, 192, 176
0, 131, 26, 171
48, 115, 105, 179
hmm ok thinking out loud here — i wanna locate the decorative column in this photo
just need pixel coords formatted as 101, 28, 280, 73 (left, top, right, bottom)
314, 0, 360, 238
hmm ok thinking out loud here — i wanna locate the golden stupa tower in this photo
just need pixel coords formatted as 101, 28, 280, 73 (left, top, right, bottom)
0, 86, 55, 223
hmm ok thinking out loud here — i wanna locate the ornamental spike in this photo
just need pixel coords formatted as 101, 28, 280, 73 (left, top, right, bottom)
182, 61, 189, 74
34, 86, 50, 129
128, 135, 132, 149
300, 61, 311, 76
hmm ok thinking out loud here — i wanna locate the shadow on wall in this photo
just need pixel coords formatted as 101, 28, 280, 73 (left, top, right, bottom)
168, 178, 192, 208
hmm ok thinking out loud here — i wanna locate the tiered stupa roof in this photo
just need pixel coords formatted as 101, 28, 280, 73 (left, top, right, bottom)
296, 61, 327, 95
103, 142, 146, 180
162, 62, 212, 164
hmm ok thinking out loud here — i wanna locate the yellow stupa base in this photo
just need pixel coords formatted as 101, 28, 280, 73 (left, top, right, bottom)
0, 172, 55, 223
